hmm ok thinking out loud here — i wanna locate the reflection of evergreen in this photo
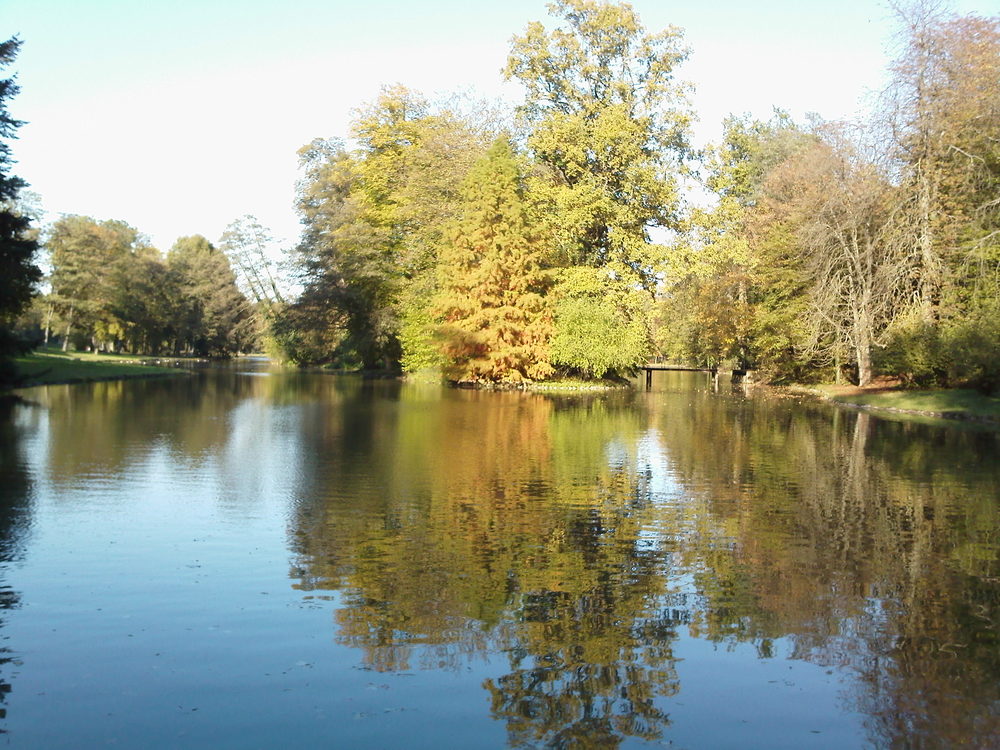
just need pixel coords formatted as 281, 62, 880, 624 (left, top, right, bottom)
0, 398, 36, 729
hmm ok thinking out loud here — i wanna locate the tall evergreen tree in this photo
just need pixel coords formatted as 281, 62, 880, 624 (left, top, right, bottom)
0, 37, 40, 377
435, 139, 554, 383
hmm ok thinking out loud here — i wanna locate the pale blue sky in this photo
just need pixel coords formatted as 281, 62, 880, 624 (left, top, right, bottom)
3, 0, 997, 252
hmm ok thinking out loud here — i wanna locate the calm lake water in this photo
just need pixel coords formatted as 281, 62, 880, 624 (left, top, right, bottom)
0, 362, 998, 748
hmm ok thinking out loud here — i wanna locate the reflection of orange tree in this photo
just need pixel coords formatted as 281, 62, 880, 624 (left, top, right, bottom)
651, 395, 1000, 746
289, 388, 682, 746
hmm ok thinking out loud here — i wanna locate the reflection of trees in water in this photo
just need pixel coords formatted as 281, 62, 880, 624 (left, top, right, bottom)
484, 583, 680, 749
288, 379, 1000, 747
0, 398, 37, 729
651, 395, 1000, 747
290, 388, 682, 747
29, 370, 358, 481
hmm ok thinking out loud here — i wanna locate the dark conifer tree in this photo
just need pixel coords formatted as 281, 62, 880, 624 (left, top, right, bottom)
0, 37, 41, 377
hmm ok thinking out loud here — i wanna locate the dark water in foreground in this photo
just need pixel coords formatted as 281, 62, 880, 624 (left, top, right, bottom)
0, 363, 998, 748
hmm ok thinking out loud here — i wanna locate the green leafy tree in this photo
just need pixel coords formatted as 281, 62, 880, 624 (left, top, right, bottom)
0, 37, 40, 378
505, 0, 693, 288
47, 216, 154, 352
167, 235, 254, 355
550, 265, 650, 378
435, 139, 554, 383
290, 89, 492, 368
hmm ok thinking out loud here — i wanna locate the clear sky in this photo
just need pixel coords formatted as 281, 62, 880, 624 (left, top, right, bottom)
3, 0, 997, 253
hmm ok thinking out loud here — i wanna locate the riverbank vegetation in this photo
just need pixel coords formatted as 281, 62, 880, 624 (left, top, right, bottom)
276, 0, 1000, 392
4, 1, 999, 393
815, 383, 1000, 423
12, 347, 182, 388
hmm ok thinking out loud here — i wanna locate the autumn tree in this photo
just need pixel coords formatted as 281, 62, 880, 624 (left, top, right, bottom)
435, 138, 554, 383
0, 36, 40, 377
289, 88, 493, 369
869, 4, 1000, 389
884, 2, 1000, 318
505, 0, 692, 287
780, 130, 913, 386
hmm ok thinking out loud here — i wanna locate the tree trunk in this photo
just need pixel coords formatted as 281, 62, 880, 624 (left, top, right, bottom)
855, 336, 873, 387
917, 164, 938, 320
62, 308, 74, 352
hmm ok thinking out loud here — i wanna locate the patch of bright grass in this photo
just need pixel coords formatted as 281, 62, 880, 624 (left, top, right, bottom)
830, 388, 1000, 421
11, 349, 182, 388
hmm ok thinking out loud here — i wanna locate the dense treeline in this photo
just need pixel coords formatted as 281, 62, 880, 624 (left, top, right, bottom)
276, 0, 1000, 390
34, 216, 257, 356
658, 4, 1000, 388
5, 1, 999, 388
279, 0, 692, 379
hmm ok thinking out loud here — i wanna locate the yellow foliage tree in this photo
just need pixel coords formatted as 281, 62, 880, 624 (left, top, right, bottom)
435, 139, 554, 383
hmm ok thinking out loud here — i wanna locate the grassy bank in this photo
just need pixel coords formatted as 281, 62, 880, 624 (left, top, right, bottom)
9, 348, 185, 389
810, 383, 1000, 424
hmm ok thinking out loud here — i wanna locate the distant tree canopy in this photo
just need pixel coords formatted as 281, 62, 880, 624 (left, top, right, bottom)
46, 216, 253, 356
0, 36, 41, 377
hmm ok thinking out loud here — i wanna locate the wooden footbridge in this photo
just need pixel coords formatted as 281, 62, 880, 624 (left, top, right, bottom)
640, 361, 752, 388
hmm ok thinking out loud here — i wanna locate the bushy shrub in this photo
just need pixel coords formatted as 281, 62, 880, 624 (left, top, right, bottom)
942, 302, 1000, 394
398, 293, 443, 374
550, 266, 650, 379
877, 313, 949, 387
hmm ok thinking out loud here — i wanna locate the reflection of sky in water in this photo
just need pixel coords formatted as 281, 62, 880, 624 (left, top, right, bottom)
0, 372, 995, 748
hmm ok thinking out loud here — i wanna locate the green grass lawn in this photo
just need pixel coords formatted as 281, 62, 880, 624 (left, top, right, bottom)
824, 387, 1000, 422
10, 348, 184, 388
